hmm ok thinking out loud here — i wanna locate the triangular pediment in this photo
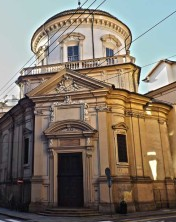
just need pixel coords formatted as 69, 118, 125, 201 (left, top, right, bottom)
27, 68, 111, 97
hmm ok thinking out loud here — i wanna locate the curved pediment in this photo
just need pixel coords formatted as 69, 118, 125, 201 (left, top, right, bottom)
112, 122, 128, 131
44, 119, 97, 138
101, 34, 122, 47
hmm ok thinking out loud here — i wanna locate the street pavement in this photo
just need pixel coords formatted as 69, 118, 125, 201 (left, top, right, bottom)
0, 207, 176, 222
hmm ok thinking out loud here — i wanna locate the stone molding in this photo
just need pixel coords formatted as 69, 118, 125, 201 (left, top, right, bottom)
101, 34, 122, 47
112, 122, 128, 131
58, 32, 85, 44
32, 17, 130, 53
50, 99, 90, 122
125, 110, 145, 118
95, 105, 112, 112
44, 119, 97, 138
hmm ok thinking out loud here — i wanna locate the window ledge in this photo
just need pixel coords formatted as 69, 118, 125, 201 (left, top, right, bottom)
116, 162, 129, 166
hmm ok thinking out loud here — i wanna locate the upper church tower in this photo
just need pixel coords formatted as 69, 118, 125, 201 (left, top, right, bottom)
31, 9, 132, 64
18, 8, 140, 96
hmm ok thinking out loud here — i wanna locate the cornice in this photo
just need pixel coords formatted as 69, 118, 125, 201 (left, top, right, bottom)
145, 81, 176, 97
31, 14, 132, 53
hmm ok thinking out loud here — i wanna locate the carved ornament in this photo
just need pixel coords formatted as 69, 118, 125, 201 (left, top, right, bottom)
95, 105, 112, 112
60, 124, 80, 132
84, 103, 89, 121
55, 75, 81, 93
125, 110, 145, 118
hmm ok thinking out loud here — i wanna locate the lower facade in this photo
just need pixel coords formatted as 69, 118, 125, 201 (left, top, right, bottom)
28, 150, 176, 213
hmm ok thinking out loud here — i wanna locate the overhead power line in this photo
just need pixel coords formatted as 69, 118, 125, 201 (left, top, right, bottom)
132, 9, 176, 45
0, 5, 176, 99
99, 53, 176, 84
0, 0, 90, 95
1, 0, 107, 99
0, 0, 101, 99
26, 0, 101, 73
142, 54, 176, 68
86, 8, 176, 75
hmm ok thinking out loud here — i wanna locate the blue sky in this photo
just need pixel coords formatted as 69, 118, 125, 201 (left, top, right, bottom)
0, 0, 176, 98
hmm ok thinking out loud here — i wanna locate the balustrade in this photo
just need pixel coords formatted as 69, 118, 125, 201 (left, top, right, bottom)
21, 55, 135, 76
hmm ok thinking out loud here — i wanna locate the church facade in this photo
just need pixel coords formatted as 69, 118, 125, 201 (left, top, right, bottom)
0, 8, 175, 213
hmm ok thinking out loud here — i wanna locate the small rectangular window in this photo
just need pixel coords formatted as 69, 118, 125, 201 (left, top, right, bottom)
24, 138, 29, 165
106, 48, 114, 57
117, 134, 128, 163
67, 46, 79, 61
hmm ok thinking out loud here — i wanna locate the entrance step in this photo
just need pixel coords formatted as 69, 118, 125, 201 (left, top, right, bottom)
39, 207, 101, 217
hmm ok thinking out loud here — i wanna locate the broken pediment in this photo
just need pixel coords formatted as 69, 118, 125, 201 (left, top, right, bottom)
27, 68, 111, 97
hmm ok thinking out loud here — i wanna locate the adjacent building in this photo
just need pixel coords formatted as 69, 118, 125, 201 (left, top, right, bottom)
0, 8, 175, 213
143, 59, 176, 184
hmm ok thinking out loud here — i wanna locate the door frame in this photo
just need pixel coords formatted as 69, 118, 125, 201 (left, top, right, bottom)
44, 120, 97, 207
57, 152, 84, 207
52, 148, 90, 207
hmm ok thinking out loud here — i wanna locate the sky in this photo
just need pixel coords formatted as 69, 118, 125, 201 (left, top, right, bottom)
0, 0, 176, 99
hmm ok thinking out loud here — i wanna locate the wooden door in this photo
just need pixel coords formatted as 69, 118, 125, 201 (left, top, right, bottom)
58, 153, 84, 207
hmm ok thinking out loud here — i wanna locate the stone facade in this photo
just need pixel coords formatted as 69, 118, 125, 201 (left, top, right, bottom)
0, 8, 175, 213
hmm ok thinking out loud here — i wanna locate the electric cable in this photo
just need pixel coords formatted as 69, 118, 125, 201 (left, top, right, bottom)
90, 52, 176, 84
0, 0, 102, 99
0, 0, 107, 99
141, 54, 176, 68
1, 5, 175, 99
26, 0, 98, 73
26, 0, 106, 75
0, 0, 90, 97
0, 0, 108, 100
85, 9, 176, 75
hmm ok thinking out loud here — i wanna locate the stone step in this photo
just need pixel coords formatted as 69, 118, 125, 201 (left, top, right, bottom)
39, 208, 101, 217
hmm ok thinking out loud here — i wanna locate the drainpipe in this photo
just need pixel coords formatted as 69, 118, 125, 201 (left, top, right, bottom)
124, 35, 130, 53
43, 23, 49, 65
32, 106, 35, 175
19, 104, 25, 179
90, 10, 95, 59
9, 112, 14, 184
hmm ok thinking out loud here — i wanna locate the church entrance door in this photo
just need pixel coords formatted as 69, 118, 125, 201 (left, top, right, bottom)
58, 152, 84, 207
